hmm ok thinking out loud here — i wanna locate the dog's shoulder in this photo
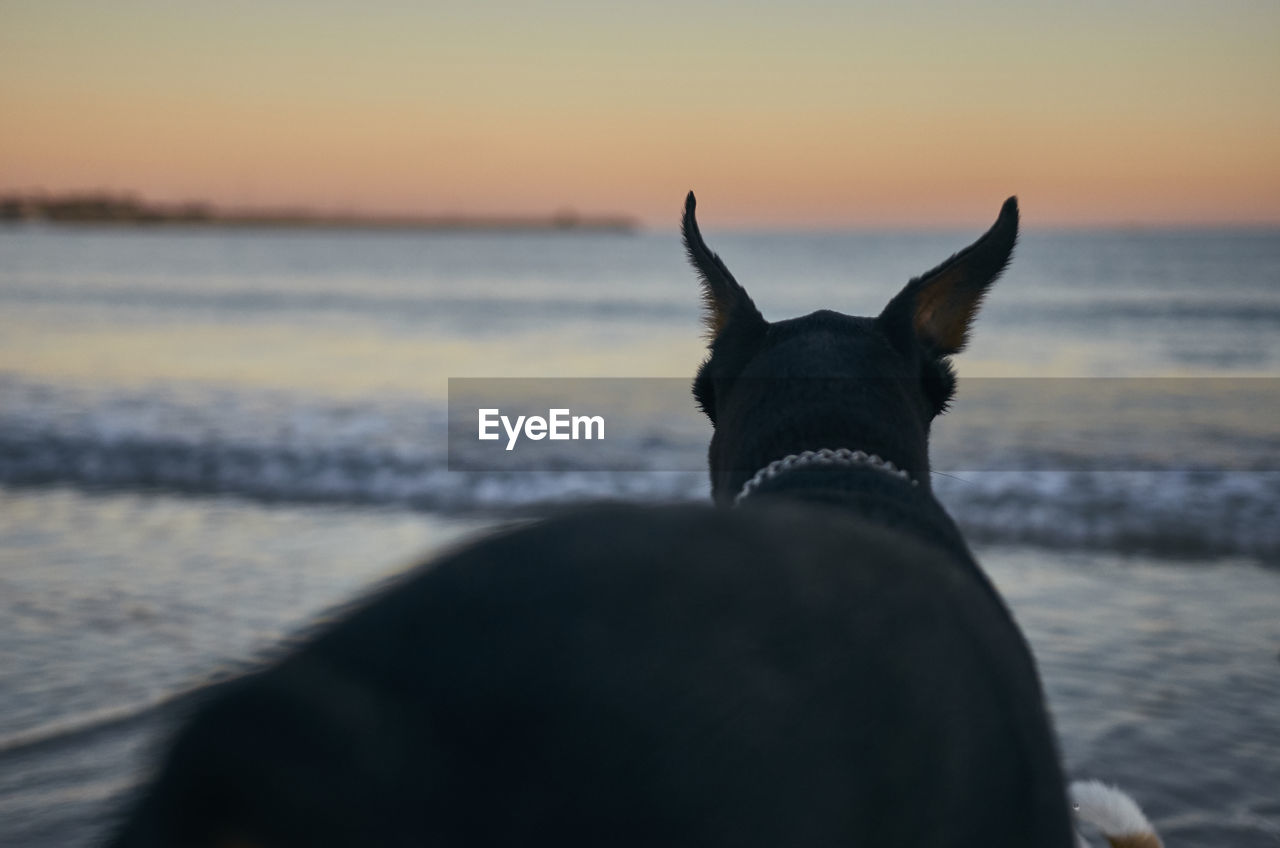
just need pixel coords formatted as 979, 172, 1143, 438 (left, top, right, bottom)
311, 502, 1030, 690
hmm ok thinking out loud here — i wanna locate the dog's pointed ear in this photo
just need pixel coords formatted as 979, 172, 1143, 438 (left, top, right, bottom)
880, 196, 1018, 356
683, 191, 766, 340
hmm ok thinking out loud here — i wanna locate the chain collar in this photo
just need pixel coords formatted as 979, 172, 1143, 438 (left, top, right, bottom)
732, 448, 917, 506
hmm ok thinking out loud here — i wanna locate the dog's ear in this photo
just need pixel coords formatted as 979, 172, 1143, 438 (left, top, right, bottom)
879, 196, 1018, 357
683, 191, 766, 340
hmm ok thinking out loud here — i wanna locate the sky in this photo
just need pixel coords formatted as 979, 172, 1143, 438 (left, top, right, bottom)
2, 0, 1278, 228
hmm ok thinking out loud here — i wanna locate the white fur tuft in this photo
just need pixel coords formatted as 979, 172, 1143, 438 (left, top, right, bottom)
1070, 779, 1157, 838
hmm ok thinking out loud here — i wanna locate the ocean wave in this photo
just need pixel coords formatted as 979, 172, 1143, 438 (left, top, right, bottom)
1, 428, 1277, 562
2, 374, 1277, 562
0, 428, 707, 510
934, 471, 1280, 562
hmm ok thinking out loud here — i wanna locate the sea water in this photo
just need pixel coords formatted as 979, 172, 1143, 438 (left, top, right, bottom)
1, 225, 1277, 845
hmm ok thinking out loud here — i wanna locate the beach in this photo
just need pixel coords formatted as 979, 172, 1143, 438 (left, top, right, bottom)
1, 225, 1278, 845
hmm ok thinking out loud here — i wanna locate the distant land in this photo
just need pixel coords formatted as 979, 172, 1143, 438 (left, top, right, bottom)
0, 192, 639, 234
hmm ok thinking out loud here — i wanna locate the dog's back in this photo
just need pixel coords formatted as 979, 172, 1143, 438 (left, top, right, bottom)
109, 504, 1072, 848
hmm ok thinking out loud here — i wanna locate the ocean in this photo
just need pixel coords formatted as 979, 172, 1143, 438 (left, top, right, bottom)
1, 224, 1278, 845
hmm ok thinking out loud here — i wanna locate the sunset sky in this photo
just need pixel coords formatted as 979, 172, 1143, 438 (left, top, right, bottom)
2, 0, 1278, 228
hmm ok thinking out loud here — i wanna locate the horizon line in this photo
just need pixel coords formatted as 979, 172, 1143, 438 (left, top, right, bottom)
3, 190, 1278, 236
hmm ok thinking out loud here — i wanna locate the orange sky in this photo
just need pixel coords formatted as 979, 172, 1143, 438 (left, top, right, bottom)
2, 1, 1278, 228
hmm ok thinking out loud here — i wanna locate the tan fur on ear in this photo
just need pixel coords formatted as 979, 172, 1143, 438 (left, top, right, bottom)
703, 290, 732, 338
912, 267, 984, 354
881, 197, 1018, 357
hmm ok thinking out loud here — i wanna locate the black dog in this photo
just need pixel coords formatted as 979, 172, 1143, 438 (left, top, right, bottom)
106, 194, 1074, 847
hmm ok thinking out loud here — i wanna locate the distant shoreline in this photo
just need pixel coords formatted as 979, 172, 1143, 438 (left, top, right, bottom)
0, 193, 639, 234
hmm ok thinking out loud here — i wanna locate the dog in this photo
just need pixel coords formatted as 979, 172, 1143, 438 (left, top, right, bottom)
105, 193, 1075, 847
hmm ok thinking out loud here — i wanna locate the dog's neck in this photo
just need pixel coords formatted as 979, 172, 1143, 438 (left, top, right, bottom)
733, 458, 970, 559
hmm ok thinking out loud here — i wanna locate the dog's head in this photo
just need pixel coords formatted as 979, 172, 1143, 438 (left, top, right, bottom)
685, 192, 1018, 504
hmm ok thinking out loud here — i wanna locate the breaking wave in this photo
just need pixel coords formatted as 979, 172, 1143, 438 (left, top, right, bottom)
1, 376, 1277, 562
